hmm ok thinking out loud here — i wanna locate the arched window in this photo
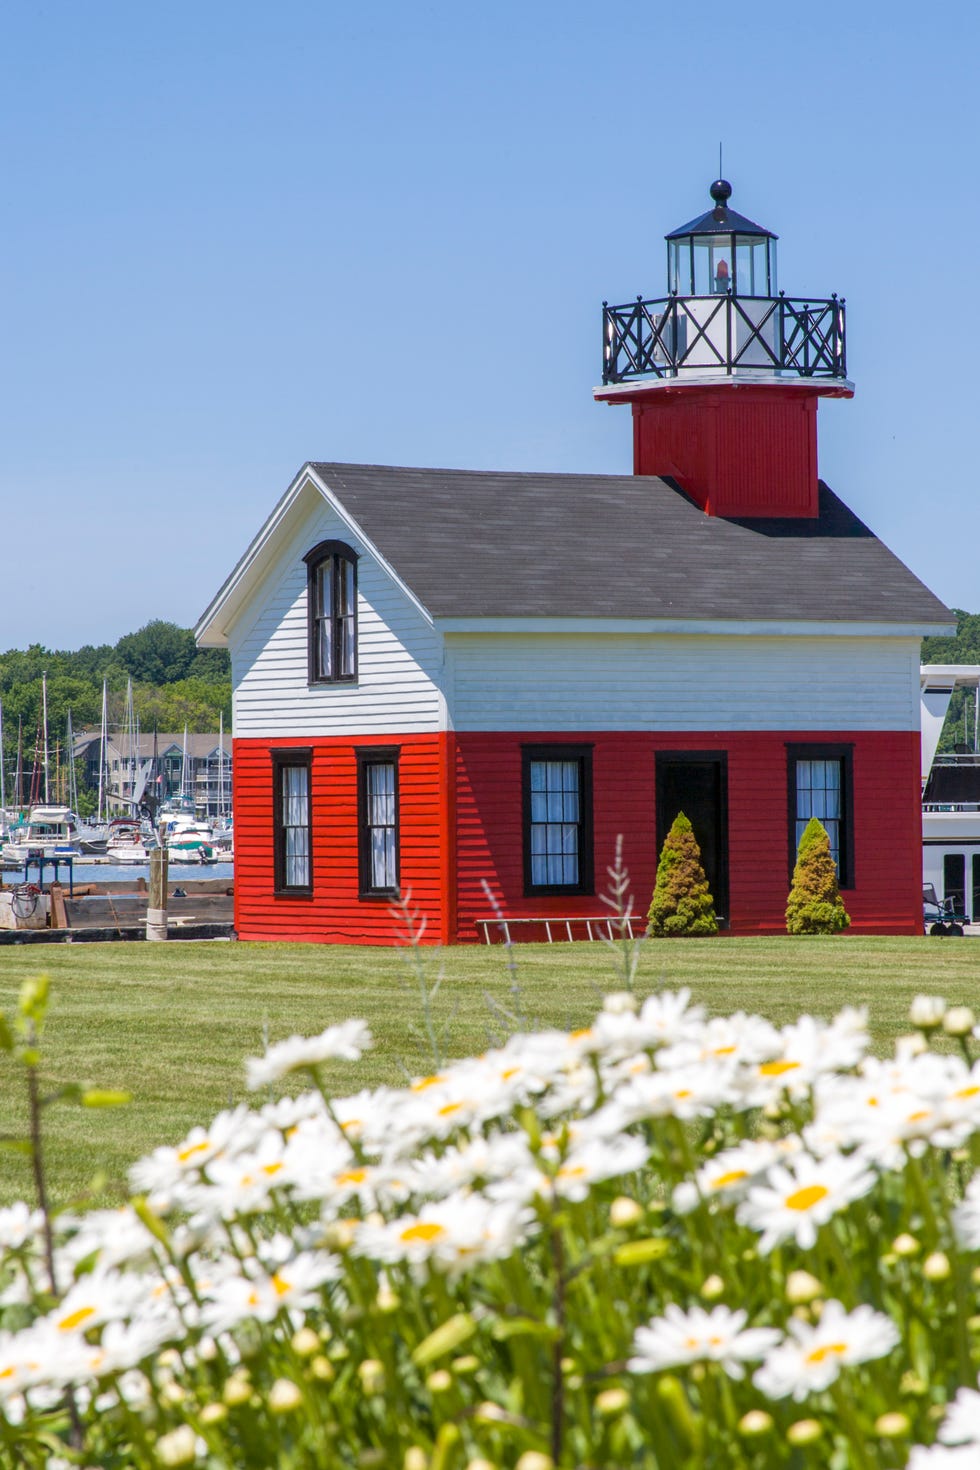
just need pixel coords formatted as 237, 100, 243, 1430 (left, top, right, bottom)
304, 540, 358, 684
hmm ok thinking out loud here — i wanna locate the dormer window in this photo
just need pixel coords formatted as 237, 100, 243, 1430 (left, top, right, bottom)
305, 540, 358, 684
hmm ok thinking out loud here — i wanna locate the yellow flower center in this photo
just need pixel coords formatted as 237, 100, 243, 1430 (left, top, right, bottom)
570, 1028, 592, 1041
785, 1184, 829, 1213
438, 1102, 463, 1117
177, 1140, 210, 1164
58, 1305, 96, 1332
411, 1075, 445, 1093
711, 1169, 748, 1190
400, 1222, 446, 1244
759, 1060, 801, 1077
271, 1273, 291, 1297
336, 1168, 367, 1186
955, 1086, 980, 1100
262, 1162, 284, 1177
806, 1341, 848, 1365
557, 1165, 587, 1179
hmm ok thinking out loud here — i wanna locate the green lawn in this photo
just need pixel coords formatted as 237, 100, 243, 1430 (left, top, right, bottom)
0, 934, 978, 1207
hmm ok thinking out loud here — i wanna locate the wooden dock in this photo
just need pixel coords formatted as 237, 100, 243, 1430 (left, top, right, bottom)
0, 879, 235, 945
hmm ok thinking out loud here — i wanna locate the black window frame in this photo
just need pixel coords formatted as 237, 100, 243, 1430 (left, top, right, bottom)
304, 539, 359, 686
357, 747, 400, 899
522, 743, 595, 898
271, 747, 313, 897
786, 742, 855, 890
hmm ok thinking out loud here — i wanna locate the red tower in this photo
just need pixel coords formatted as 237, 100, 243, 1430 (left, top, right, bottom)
594, 179, 852, 518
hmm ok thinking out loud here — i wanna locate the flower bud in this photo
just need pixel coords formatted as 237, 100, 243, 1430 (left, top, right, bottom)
700, 1273, 725, 1301
426, 1369, 453, 1394
358, 1359, 385, 1394
610, 1196, 643, 1228
465, 1461, 497, 1470
900, 1371, 927, 1397
159, 1381, 186, 1406
452, 1355, 480, 1374
944, 1006, 976, 1037
200, 1402, 228, 1425
738, 1410, 773, 1438
311, 1355, 335, 1382
786, 1270, 823, 1304
603, 991, 637, 1015
223, 1373, 252, 1407
896, 1032, 928, 1056
874, 1412, 910, 1439
515, 1455, 554, 1470
910, 994, 946, 1030
404, 1451, 428, 1470
291, 1327, 321, 1358
156, 1426, 198, 1467
269, 1378, 303, 1414
923, 1251, 951, 1282
358, 1453, 386, 1469
196, 1336, 218, 1362
595, 1387, 629, 1417
377, 1280, 400, 1313
786, 1419, 823, 1447
892, 1233, 920, 1257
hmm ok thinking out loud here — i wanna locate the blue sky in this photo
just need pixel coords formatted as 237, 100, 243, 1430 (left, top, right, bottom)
2, 1, 978, 649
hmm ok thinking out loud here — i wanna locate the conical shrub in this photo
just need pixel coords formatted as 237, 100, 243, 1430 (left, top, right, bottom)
785, 817, 850, 934
647, 811, 718, 937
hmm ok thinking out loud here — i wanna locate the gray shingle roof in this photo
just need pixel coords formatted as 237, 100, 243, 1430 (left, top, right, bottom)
311, 463, 952, 625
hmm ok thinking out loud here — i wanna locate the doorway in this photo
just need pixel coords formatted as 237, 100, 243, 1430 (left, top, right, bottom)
655, 752, 729, 922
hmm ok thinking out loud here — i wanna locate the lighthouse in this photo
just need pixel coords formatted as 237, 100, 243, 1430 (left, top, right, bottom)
595, 179, 853, 518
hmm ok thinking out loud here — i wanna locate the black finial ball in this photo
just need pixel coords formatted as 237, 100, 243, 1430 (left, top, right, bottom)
710, 178, 732, 204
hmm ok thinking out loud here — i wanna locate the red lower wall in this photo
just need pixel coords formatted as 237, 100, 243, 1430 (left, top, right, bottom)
232, 728, 922, 944
233, 733, 449, 945
454, 730, 923, 941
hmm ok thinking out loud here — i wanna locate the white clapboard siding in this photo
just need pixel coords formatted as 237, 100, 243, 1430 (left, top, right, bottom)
227, 504, 446, 738
446, 634, 922, 732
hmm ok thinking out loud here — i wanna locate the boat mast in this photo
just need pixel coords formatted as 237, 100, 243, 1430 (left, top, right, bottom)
42, 671, 49, 804
97, 681, 108, 823
66, 709, 78, 813
0, 699, 6, 819
181, 724, 189, 805
218, 710, 224, 820
15, 716, 22, 809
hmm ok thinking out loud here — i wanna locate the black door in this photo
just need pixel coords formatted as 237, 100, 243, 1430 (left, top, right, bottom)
655, 753, 729, 922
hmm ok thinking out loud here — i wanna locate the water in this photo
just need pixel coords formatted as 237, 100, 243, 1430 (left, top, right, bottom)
0, 862, 234, 888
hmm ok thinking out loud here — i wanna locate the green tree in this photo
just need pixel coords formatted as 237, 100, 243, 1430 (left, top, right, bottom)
922, 609, 980, 753
647, 812, 718, 937
785, 817, 850, 935
115, 621, 196, 685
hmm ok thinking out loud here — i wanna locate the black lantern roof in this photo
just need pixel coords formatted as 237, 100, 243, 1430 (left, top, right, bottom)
665, 179, 776, 242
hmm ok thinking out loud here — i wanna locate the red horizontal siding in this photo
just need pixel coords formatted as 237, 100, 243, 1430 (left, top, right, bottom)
454, 730, 922, 941
232, 733, 448, 946
232, 728, 922, 945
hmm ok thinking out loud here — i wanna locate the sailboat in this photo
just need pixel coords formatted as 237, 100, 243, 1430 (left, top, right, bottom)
158, 725, 215, 862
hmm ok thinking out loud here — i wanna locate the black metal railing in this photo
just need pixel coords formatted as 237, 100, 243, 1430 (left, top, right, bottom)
601, 292, 846, 384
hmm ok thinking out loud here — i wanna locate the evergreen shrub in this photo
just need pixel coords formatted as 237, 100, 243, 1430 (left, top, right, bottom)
786, 816, 851, 934
647, 810, 718, 937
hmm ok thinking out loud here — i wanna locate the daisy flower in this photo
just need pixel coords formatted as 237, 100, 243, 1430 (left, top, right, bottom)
628, 1304, 781, 1380
351, 1193, 535, 1278
939, 1386, 980, 1446
753, 1300, 898, 1400
953, 1177, 980, 1251
736, 1151, 875, 1253
246, 1019, 372, 1091
908, 1446, 980, 1468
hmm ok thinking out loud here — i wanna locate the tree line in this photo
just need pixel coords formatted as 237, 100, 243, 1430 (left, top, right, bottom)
922, 609, 980, 752
0, 620, 231, 747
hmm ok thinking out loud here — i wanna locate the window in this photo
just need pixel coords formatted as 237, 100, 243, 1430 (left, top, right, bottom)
272, 749, 312, 895
945, 853, 966, 915
357, 748, 399, 897
522, 745, 594, 896
305, 540, 358, 684
787, 743, 854, 888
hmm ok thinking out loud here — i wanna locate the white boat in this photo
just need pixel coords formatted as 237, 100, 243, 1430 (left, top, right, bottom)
2, 805, 83, 865
105, 818, 155, 864
166, 827, 216, 863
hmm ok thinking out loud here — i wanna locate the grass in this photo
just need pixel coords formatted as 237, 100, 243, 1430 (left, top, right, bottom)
0, 934, 978, 1208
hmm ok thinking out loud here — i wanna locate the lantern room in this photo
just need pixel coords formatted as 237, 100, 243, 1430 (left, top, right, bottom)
594, 176, 855, 519
666, 179, 777, 298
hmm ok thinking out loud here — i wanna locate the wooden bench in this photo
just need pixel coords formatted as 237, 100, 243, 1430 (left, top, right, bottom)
474, 914, 644, 945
